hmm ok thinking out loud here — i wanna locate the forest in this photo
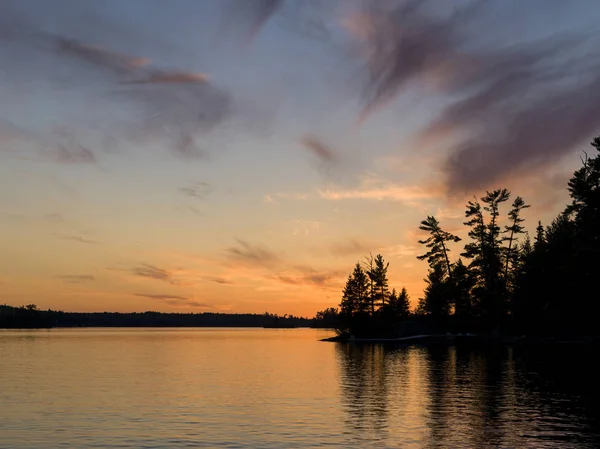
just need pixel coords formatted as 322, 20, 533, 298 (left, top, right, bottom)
0, 305, 311, 329
316, 136, 600, 339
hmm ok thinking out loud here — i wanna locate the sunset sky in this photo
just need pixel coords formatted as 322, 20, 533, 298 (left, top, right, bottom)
1, 0, 599, 316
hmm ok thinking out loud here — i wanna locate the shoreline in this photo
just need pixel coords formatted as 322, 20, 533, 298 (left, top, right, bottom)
320, 333, 600, 345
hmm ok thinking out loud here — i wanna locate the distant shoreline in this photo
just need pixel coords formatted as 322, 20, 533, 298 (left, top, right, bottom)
0, 305, 317, 329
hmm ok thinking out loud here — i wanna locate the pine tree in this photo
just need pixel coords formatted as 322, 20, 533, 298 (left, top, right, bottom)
396, 287, 411, 318
371, 254, 390, 309
503, 196, 530, 282
417, 216, 461, 281
420, 265, 451, 317
482, 189, 511, 284
338, 263, 370, 335
461, 190, 511, 327
340, 263, 369, 316
462, 199, 487, 288
534, 221, 545, 249
452, 259, 474, 318
363, 253, 376, 314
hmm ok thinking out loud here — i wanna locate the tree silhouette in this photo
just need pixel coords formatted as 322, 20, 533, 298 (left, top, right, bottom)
452, 259, 475, 318
370, 254, 390, 309
462, 199, 487, 288
417, 216, 461, 281
419, 265, 451, 317
340, 263, 370, 317
503, 196, 530, 286
362, 253, 376, 315
534, 221, 545, 249
386, 287, 411, 319
396, 287, 411, 318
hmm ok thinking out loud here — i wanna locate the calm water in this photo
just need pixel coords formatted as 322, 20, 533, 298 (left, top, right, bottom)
1, 328, 598, 448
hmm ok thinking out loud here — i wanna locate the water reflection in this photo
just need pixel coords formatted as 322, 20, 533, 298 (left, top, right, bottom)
336, 344, 390, 445
336, 343, 600, 449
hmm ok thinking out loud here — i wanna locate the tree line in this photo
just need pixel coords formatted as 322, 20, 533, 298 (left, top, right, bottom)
316, 136, 600, 339
0, 305, 313, 328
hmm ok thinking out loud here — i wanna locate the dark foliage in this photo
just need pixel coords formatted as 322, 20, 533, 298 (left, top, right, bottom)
0, 306, 312, 329
322, 135, 600, 340
415, 135, 600, 338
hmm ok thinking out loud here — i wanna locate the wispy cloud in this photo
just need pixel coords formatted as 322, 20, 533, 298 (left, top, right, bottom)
233, 0, 600, 192
225, 239, 345, 289
56, 274, 95, 283
300, 135, 337, 162
299, 134, 345, 179
186, 206, 205, 217
381, 243, 418, 258
123, 72, 209, 85
286, 264, 345, 286
55, 36, 150, 75
319, 183, 439, 203
330, 238, 373, 258
53, 144, 96, 164
131, 264, 172, 282
226, 239, 281, 268
133, 293, 215, 308
203, 276, 234, 285
263, 192, 310, 204
347, 0, 600, 192
58, 234, 98, 244
133, 293, 187, 300
221, 0, 284, 44
178, 181, 213, 199
0, 8, 232, 160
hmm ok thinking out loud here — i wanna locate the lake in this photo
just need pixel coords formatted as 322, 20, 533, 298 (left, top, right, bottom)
1, 328, 598, 448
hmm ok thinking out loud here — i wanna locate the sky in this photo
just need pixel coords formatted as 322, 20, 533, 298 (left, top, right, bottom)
1, 0, 599, 316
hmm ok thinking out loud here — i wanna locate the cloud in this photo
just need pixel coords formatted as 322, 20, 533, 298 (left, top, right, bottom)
381, 243, 418, 258
185, 206, 205, 217
235, 0, 600, 192
56, 274, 95, 283
299, 134, 344, 179
0, 9, 232, 160
123, 72, 209, 84
330, 238, 372, 257
224, 239, 345, 289
226, 239, 281, 268
221, 0, 335, 45
204, 276, 234, 285
347, 0, 600, 192
291, 264, 345, 286
300, 135, 337, 162
54, 144, 96, 164
319, 183, 439, 203
221, 0, 284, 43
178, 181, 213, 199
299, 133, 368, 184
133, 293, 215, 308
58, 234, 98, 244
264, 192, 310, 203
133, 293, 187, 300
131, 264, 172, 282
55, 36, 150, 75
270, 267, 343, 287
